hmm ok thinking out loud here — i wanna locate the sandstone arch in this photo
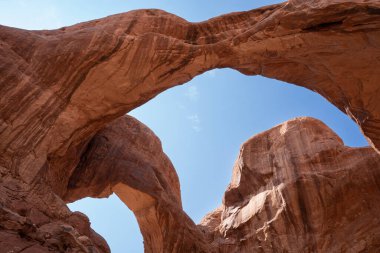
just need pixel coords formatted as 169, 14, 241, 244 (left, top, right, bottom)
61, 116, 380, 252
64, 116, 212, 253
1, 0, 379, 187
1, 0, 380, 252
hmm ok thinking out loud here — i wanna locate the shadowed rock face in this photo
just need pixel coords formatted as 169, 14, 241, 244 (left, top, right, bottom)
1, 115, 380, 252
64, 116, 213, 253
1, 0, 380, 252
200, 117, 380, 252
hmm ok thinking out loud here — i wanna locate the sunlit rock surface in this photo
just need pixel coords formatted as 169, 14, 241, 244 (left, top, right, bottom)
1, 0, 380, 252
200, 117, 380, 252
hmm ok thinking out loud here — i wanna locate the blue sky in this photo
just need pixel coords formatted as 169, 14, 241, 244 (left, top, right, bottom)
1, 1, 369, 252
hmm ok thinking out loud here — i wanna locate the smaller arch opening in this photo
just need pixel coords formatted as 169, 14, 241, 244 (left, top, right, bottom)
68, 194, 144, 252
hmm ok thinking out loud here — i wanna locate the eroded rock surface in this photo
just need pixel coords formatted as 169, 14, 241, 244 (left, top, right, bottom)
1, 0, 380, 252
200, 117, 380, 252
1, 0, 380, 188
0, 115, 213, 252
64, 116, 212, 253
0, 184, 110, 253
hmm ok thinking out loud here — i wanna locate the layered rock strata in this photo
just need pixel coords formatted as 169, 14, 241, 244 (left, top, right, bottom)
0, 115, 212, 252
1, 0, 380, 189
64, 116, 213, 253
200, 117, 380, 252
0, 0, 380, 252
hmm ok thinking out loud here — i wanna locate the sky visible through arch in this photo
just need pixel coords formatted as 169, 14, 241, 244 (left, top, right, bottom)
0, 1, 369, 252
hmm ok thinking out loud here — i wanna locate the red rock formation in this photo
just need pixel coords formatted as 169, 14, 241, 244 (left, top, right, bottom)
64, 116, 213, 253
200, 117, 380, 252
1, 0, 380, 188
0, 183, 110, 252
0, 0, 380, 252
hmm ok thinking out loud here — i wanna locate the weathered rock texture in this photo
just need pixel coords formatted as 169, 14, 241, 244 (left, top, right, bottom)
1, 0, 380, 186
64, 116, 213, 253
200, 117, 380, 252
0, 0, 380, 252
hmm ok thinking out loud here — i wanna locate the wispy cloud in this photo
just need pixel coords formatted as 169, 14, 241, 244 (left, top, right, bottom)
187, 114, 201, 132
185, 86, 199, 101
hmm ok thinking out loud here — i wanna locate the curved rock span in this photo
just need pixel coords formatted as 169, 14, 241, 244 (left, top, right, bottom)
2, 116, 379, 252
64, 116, 212, 253
67, 117, 380, 252
0, 0, 380, 252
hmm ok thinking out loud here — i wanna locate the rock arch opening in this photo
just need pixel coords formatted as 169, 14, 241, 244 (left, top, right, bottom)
65, 70, 369, 252
68, 195, 144, 252
129, 70, 369, 222
61, 115, 208, 252
1, 0, 380, 252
